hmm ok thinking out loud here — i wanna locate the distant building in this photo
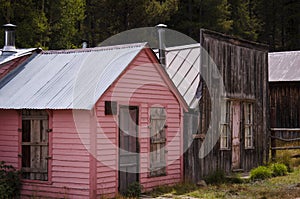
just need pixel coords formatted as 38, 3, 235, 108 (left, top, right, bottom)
269, 51, 300, 157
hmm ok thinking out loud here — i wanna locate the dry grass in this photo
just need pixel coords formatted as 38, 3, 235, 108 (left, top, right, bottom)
142, 166, 300, 199
186, 167, 300, 199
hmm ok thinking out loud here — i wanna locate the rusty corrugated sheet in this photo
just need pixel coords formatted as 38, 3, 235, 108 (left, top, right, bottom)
269, 51, 300, 82
0, 43, 146, 110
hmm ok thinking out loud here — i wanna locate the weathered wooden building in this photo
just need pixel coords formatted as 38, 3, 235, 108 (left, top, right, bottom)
161, 29, 269, 182
269, 51, 300, 157
0, 43, 188, 198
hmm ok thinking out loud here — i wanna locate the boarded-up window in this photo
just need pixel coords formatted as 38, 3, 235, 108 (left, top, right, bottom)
150, 107, 166, 177
244, 103, 254, 148
220, 101, 231, 149
22, 110, 49, 181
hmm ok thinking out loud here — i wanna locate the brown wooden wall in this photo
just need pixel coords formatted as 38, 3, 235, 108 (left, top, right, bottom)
184, 29, 269, 182
269, 82, 300, 155
270, 82, 300, 128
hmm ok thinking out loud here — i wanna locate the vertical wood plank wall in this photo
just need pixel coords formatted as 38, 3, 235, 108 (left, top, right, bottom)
269, 82, 300, 155
184, 30, 269, 182
270, 82, 300, 128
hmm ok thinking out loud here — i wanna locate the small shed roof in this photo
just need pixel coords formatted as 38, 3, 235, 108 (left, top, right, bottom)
0, 43, 147, 110
269, 50, 300, 82
155, 44, 200, 109
0, 48, 37, 65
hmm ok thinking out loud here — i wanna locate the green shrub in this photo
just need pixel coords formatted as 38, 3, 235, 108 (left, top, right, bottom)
250, 166, 272, 181
0, 161, 22, 199
204, 169, 226, 184
275, 151, 293, 172
124, 182, 143, 198
270, 163, 288, 177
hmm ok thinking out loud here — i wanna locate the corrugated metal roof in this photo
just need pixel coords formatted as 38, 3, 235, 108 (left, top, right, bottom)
269, 50, 300, 82
0, 48, 37, 65
155, 44, 201, 108
0, 43, 146, 110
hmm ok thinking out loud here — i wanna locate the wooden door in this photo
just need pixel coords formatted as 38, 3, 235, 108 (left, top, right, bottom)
119, 106, 139, 194
231, 101, 241, 170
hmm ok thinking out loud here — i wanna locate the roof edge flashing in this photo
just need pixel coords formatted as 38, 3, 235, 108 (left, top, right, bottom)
42, 42, 148, 55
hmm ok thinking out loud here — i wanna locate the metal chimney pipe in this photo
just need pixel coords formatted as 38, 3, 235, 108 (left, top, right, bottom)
81, 39, 88, 49
156, 24, 167, 68
3, 24, 16, 52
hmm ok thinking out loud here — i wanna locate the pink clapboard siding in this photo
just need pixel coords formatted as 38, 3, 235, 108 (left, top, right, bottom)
22, 110, 91, 198
0, 110, 19, 168
95, 48, 183, 195
0, 109, 92, 198
0, 47, 184, 198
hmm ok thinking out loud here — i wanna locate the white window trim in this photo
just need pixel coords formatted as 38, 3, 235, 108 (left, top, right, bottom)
220, 101, 231, 150
244, 103, 254, 149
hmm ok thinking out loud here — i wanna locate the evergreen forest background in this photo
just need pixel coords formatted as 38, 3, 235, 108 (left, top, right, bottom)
0, 0, 299, 51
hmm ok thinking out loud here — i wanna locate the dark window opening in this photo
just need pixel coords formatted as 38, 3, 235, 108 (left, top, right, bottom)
21, 110, 49, 181
150, 107, 167, 177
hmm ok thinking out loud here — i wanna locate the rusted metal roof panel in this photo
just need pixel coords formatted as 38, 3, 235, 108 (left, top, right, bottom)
0, 43, 146, 110
269, 51, 300, 82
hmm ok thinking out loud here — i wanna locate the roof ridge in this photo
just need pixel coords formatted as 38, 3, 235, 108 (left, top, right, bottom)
165, 43, 201, 52
42, 42, 147, 54
269, 50, 300, 55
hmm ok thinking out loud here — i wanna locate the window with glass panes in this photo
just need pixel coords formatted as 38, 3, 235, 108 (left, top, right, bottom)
220, 101, 231, 149
244, 103, 253, 148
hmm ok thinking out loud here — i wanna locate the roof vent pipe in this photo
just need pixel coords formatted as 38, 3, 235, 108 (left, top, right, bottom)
156, 24, 167, 68
3, 24, 16, 52
81, 39, 88, 49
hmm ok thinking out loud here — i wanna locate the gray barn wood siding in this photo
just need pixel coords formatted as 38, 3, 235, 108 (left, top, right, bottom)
270, 82, 300, 128
269, 82, 300, 155
184, 29, 269, 182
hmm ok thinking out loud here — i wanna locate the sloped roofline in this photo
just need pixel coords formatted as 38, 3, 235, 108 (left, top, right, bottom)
143, 46, 189, 112
0, 42, 188, 111
0, 48, 40, 65
41, 43, 147, 54
200, 29, 269, 51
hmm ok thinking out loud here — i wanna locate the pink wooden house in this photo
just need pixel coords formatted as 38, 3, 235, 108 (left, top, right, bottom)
0, 43, 188, 198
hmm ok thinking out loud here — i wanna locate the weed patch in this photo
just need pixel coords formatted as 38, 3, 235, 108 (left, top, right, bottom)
204, 169, 226, 184
270, 163, 288, 176
0, 161, 21, 199
250, 166, 272, 180
124, 182, 143, 198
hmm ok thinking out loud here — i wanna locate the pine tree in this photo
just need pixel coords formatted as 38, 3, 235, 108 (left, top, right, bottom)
257, 0, 300, 51
48, 0, 85, 49
228, 0, 261, 40
169, 0, 233, 41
